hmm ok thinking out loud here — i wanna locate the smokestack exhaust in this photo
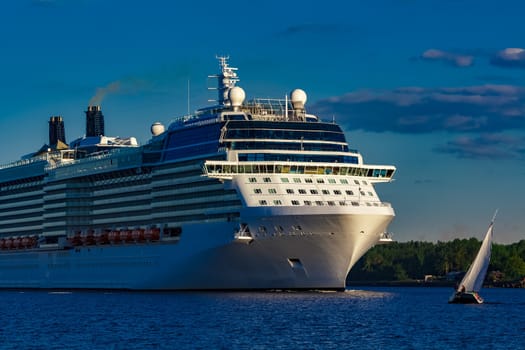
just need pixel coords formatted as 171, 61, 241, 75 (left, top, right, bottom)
49, 116, 66, 146
85, 105, 105, 137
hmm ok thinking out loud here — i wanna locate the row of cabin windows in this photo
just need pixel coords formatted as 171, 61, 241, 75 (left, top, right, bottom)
258, 199, 370, 207
253, 188, 373, 196
248, 177, 368, 186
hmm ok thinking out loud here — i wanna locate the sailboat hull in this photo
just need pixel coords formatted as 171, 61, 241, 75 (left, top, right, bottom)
448, 292, 483, 304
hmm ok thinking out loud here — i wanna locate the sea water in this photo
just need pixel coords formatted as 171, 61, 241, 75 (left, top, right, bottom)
0, 287, 523, 349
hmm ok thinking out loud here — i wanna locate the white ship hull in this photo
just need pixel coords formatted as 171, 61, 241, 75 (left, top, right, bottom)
0, 210, 392, 290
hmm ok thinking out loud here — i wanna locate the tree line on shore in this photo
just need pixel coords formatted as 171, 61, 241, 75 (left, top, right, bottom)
347, 238, 525, 285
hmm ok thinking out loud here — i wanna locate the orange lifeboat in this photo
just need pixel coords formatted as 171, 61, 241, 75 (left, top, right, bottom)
108, 230, 121, 243
144, 228, 152, 241
86, 231, 97, 245
98, 230, 110, 245
131, 229, 140, 242
29, 236, 38, 248
5, 238, 13, 249
72, 232, 83, 246
21, 237, 29, 248
13, 238, 21, 249
0, 239, 5, 249
151, 227, 161, 241
122, 230, 133, 243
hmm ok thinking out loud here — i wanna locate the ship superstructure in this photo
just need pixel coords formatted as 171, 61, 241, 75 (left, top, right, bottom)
0, 57, 395, 290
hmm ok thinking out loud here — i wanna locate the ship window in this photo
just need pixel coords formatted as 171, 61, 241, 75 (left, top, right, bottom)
368, 191, 374, 196
273, 199, 282, 205
316, 179, 325, 183
293, 178, 301, 183
340, 179, 348, 184
310, 189, 318, 194
315, 201, 324, 206
322, 190, 329, 195
259, 200, 268, 205
258, 226, 267, 234
286, 189, 295, 194
249, 177, 257, 183
360, 191, 366, 196
346, 190, 354, 195
363, 181, 368, 185
281, 178, 289, 183
351, 201, 359, 206
268, 188, 277, 194
291, 200, 300, 206
263, 177, 272, 183
305, 178, 313, 183
254, 189, 262, 194
328, 179, 336, 184
327, 201, 335, 206
334, 190, 342, 195
339, 201, 347, 206
304, 200, 312, 206
298, 189, 307, 194
354, 180, 360, 185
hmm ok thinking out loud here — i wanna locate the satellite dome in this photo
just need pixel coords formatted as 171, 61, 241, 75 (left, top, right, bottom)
151, 122, 165, 136
229, 86, 246, 107
290, 89, 307, 109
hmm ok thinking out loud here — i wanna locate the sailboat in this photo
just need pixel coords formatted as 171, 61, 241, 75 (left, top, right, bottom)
449, 211, 497, 304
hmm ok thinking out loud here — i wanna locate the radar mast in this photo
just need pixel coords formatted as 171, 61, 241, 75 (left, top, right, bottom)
208, 56, 240, 106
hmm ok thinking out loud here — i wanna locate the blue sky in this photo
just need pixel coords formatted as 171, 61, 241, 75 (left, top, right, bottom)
1, 0, 525, 243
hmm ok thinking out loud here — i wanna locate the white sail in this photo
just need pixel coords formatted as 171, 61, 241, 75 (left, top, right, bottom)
456, 215, 495, 293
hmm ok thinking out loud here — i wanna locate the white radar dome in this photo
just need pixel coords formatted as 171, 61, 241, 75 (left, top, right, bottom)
151, 122, 165, 136
290, 89, 307, 109
229, 86, 246, 107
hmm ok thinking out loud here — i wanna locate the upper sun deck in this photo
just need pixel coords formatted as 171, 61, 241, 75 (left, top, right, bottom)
168, 97, 318, 132
168, 56, 318, 132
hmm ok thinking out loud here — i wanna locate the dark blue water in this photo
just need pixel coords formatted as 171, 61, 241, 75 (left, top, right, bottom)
0, 287, 523, 349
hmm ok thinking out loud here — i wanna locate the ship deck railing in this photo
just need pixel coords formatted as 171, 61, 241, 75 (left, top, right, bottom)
168, 98, 324, 129
204, 160, 395, 181
46, 147, 141, 170
0, 154, 49, 171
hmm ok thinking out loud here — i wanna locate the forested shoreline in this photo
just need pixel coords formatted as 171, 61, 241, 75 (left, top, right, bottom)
347, 239, 525, 287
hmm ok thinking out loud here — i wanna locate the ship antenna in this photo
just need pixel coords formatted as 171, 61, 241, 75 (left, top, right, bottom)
208, 55, 239, 106
187, 79, 190, 116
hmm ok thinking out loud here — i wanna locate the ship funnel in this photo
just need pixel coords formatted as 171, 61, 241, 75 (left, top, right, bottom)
86, 105, 105, 137
49, 116, 66, 146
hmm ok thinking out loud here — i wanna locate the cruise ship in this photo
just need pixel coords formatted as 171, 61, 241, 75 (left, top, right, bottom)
0, 57, 395, 290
